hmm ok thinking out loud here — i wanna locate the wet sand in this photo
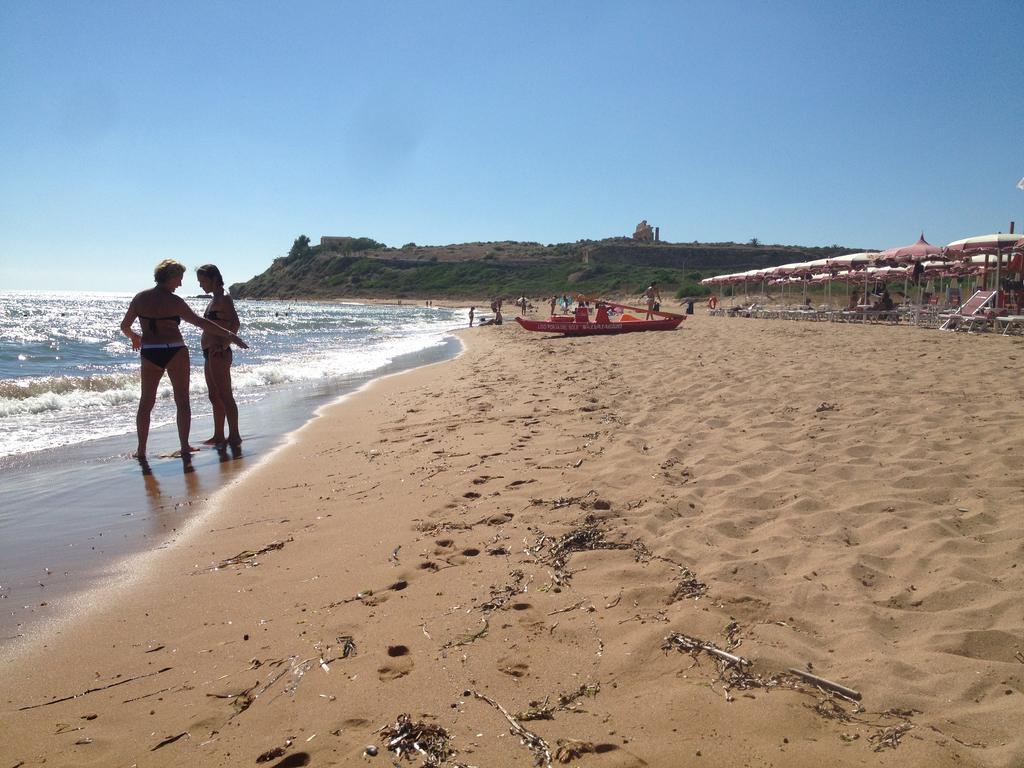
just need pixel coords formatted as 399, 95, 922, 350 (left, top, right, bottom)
1, 314, 1021, 767
0, 338, 461, 643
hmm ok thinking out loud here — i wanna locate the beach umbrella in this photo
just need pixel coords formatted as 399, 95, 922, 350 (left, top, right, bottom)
874, 234, 944, 304
873, 233, 943, 266
945, 233, 1020, 307
826, 252, 875, 270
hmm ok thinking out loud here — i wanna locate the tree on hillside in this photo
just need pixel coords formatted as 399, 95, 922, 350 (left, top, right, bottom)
289, 235, 312, 259
748, 237, 761, 247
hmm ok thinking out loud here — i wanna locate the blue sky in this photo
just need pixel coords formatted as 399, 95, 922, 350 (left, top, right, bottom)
1, 1, 1021, 291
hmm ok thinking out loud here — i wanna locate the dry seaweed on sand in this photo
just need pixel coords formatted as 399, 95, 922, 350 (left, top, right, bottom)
662, 632, 789, 700
472, 691, 553, 767
516, 682, 601, 721
869, 723, 913, 751
150, 731, 189, 751
479, 569, 530, 612
18, 666, 174, 711
553, 738, 598, 763
667, 567, 709, 602
529, 490, 598, 510
379, 714, 457, 766
440, 617, 489, 652
209, 539, 289, 570
528, 518, 634, 585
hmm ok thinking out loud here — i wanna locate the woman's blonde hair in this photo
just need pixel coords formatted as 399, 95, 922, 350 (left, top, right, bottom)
154, 259, 187, 283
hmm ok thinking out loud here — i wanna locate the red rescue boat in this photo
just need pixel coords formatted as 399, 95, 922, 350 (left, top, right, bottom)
515, 301, 685, 336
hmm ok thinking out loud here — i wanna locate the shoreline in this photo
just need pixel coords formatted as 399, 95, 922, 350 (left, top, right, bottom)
0, 334, 464, 645
1, 316, 1020, 767
3, 335, 468, 662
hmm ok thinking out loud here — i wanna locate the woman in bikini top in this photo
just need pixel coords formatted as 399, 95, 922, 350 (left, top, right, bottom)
195, 263, 242, 448
120, 259, 248, 460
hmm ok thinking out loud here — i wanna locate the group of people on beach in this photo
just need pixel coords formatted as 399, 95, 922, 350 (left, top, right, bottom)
120, 259, 247, 461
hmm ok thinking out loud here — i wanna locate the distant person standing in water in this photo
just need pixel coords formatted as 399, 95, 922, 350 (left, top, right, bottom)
196, 264, 242, 448
120, 260, 248, 460
469, 306, 475, 326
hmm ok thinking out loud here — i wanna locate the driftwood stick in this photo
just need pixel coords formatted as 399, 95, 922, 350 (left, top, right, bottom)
18, 667, 173, 710
472, 691, 552, 767
705, 646, 748, 666
787, 668, 862, 701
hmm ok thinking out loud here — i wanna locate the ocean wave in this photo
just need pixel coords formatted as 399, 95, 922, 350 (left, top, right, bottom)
0, 373, 138, 401
0, 381, 141, 417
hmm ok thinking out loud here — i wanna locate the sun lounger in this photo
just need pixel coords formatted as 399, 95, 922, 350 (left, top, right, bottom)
996, 315, 1024, 335
939, 290, 997, 331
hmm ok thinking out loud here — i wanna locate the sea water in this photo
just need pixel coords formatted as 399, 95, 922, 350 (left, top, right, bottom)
0, 291, 467, 641
0, 291, 465, 457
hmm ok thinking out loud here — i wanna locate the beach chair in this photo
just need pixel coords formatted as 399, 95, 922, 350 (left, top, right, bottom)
939, 290, 997, 331
996, 315, 1024, 335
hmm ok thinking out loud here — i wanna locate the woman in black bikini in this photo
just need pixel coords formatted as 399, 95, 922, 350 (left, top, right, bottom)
196, 264, 241, 447
120, 259, 248, 459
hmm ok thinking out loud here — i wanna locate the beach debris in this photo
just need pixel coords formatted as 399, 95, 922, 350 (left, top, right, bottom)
441, 618, 489, 652
390, 546, 402, 566
667, 567, 708, 602
256, 737, 294, 763
815, 402, 838, 412
472, 691, 553, 767
208, 683, 258, 716
379, 713, 455, 766
529, 490, 597, 510
663, 632, 788, 701
554, 739, 598, 763
664, 632, 750, 668
869, 723, 913, 751
529, 518, 633, 585
809, 695, 856, 722
786, 668, 861, 701
479, 569, 529, 612
18, 666, 173, 710
211, 539, 289, 570
516, 682, 601, 722
122, 685, 173, 703
150, 731, 190, 751
547, 599, 586, 616
337, 635, 357, 659
363, 744, 378, 756
723, 620, 742, 649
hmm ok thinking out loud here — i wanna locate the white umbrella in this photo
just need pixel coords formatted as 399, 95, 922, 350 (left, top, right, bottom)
946, 233, 1021, 307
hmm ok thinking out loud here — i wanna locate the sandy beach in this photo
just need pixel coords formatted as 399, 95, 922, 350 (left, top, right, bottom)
1, 313, 1021, 768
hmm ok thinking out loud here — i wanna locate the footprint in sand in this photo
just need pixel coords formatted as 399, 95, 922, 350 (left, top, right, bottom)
433, 539, 455, 555
378, 644, 414, 680
497, 658, 529, 678
485, 512, 513, 525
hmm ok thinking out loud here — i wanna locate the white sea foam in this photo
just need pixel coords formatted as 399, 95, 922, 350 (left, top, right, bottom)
0, 291, 467, 457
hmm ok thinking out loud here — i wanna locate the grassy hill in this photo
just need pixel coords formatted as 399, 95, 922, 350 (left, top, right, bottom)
230, 236, 863, 300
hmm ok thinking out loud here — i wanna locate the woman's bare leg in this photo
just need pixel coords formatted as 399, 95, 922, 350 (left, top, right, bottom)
203, 354, 226, 444
209, 349, 240, 446
165, 348, 195, 454
134, 360, 164, 458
